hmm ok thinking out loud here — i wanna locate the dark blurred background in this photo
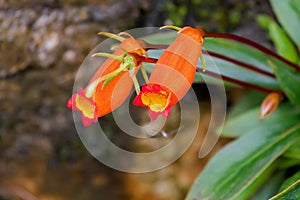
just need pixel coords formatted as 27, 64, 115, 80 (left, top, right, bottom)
0, 0, 273, 199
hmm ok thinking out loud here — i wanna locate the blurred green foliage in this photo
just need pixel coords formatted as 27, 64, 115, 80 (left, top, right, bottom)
163, 0, 247, 32
185, 0, 300, 199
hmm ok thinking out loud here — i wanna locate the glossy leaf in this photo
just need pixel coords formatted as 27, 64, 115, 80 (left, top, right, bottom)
222, 103, 300, 138
185, 122, 300, 200
257, 15, 299, 63
269, 59, 300, 110
270, 0, 300, 47
270, 172, 300, 200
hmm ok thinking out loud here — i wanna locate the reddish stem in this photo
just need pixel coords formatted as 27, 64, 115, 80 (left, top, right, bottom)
200, 69, 280, 93
204, 31, 300, 72
138, 56, 158, 64
205, 51, 275, 78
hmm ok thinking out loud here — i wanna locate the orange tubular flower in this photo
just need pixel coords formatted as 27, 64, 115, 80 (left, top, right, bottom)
67, 34, 147, 126
134, 26, 205, 120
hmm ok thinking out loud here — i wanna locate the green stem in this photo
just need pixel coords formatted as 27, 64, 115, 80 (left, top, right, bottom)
85, 67, 125, 97
140, 65, 149, 83
131, 75, 140, 94
199, 50, 206, 71
92, 53, 124, 62
98, 32, 125, 42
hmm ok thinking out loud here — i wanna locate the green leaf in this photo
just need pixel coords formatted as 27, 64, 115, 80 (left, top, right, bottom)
270, 0, 300, 47
140, 30, 177, 45
257, 15, 299, 63
236, 163, 277, 200
227, 91, 266, 118
250, 171, 285, 200
278, 138, 300, 169
269, 59, 300, 110
282, 139, 300, 160
222, 103, 300, 138
185, 123, 300, 200
270, 172, 300, 200
278, 157, 300, 169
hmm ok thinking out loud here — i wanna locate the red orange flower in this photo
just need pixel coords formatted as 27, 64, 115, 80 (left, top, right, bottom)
67, 33, 147, 126
67, 26, 206, 125
133, 26, 205, 120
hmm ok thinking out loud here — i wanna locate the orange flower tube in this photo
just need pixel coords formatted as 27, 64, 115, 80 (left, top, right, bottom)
134, 26, 205, 120
67, 36, 146, 126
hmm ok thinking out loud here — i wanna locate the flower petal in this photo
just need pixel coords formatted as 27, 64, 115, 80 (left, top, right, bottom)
162, 106, 171, 118
81, 115, 97, 126
66, 93, 76, 109
67, 89, 98, 126
148, 109, 161, 120
133, 92, 145, 107
133, 83, 172, 120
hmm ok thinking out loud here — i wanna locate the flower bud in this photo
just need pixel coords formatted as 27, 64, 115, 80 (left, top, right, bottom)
260, 92, 282, 119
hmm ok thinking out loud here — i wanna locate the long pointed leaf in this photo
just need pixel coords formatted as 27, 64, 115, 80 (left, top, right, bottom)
270, 0, 300, 47
185, 122, 300, 200
257, 15, 299, 63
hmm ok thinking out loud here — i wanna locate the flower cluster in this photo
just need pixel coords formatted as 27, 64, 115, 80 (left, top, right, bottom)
67, 26, 205, 126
